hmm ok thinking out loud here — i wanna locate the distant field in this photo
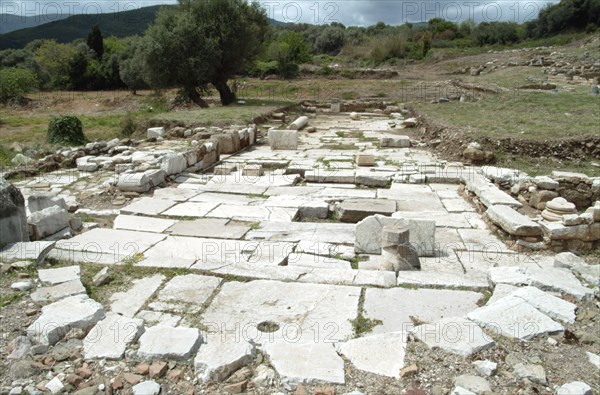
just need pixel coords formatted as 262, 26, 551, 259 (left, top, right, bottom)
415, 87, 599, 140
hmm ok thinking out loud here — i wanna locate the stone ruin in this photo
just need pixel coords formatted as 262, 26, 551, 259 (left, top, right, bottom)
0, 104, 598, 395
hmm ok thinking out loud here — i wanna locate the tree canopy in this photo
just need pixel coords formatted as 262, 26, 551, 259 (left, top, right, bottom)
143, 0, 269, 106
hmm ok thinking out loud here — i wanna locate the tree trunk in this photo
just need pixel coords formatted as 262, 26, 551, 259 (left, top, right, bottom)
213, 78, 236, 106
185, 86, 209, 108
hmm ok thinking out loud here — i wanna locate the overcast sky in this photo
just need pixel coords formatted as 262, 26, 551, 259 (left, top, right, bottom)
1, 0, 559, 25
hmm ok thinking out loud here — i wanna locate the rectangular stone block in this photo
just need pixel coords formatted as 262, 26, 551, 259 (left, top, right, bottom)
268, 129, 298, 150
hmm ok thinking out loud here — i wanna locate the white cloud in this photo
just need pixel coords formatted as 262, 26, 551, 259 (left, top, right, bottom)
0, 0, 558, 25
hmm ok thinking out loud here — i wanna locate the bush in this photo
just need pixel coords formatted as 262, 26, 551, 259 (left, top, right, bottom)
120, 113, 138, 137
47, 116, 86, 146
0, 68, 38, 104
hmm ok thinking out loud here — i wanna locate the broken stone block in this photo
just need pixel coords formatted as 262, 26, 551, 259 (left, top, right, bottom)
556, 382, 592, 395
137, 326, 202, 361
268, 129, 298, 150
76, 156, 99, 172
338, 331, 407, 378
30, 279, 87, 302
147, 127, 165, 139
144, 169, 166, 187
194, 339, 255, 382
83, 313, 144, 359
242, 164, 264, 177
472, 360, 497, 376
380, 135, 410, 148
466, 296, 563, 340
27, 294, 105, 345
0, 179, 29, 245
214, 163, 237, 175
28, 206, 69, 240
27, 193, 68, 214
486, 205, 542, 236
161, 154, 187, 176
410, 317, 494, 357
92, 267, 110, 286
0, 241, 55, 264
530, 190, 558, 210
38, 265, 80, 285
288, 116, 309, 130
338, 199, 396, 223
298, 200, 329, 219
264, 341, 345, 388
133, 380, 160, 395
355, 214, 435, 256
356, 154, 375, 167
534, 176, 558, 190
381, 226, 420, 271
111, 275, 165, 318
453, 375, 491, 394
210, 134, 235, 154
117, 173, 150, 193
355, 173, 391, 187
554, 252, 600, 287
513, 363, 546, 384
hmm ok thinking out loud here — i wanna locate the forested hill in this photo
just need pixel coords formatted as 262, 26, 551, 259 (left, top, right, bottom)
0, 5, 171, 49
0, 13, 71, 34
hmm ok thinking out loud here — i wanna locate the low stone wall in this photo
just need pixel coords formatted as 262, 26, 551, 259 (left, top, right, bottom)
473, 166, 600, 253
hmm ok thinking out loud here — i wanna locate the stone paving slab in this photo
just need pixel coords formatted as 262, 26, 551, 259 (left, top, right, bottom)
287, 252, 351, 270
27, 294, 105, 345
38, 265, 80, 285
245, 221, 355, 244
0, 241, 56, 264
410, 317, 495, 357
201, 280, 360, 343
207, 204, 298, 222
140, 236, 251, 269
120, 197, 177, 216
30, 279, 86, 302
190, 192, 265, 205
442, 198, 476, 213
161, 202, 220, 218
113, 215, 177, 233
392, 211, 473, 229
167, 218, 250, 239
110, 274, 165, 317
56, 229, 166, 261
316, 187, 377, 199
396, 270, 489, 290
148, 274, 221, 313
338, 331, 408, 378
457, 229, 513, 253
264, 341, 345, 388
83, 312, 144, 359
364, 288, 483, 333
135, 310, 181, 328
138, 326, 202, 361
194, 338, 255, 382
152, 187, 200, 202
245, 241, 296, 266
467, 296, 564, 340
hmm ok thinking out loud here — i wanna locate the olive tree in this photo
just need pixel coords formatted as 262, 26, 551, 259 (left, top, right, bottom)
144, 0, 269, 107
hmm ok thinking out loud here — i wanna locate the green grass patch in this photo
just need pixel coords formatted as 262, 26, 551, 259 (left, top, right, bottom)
416, 88, 599, 140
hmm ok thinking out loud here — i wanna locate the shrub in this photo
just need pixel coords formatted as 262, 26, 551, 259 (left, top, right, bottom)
0, 68, 38, 104
47, 116, 86, 146
120, 113, 138, 137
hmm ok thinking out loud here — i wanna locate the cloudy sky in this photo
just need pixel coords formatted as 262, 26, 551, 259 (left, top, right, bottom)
1, 0, 559, 25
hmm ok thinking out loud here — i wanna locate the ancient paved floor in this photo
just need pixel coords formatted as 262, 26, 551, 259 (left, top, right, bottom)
8, 113, 597, 392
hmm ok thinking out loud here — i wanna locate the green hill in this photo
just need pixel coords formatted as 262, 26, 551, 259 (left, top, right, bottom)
0, 5, 172, 49
0, 13, 71, 34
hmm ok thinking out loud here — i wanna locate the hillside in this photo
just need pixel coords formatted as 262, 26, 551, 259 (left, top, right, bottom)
0, 13, 71, 34
0, 5, 172, 49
